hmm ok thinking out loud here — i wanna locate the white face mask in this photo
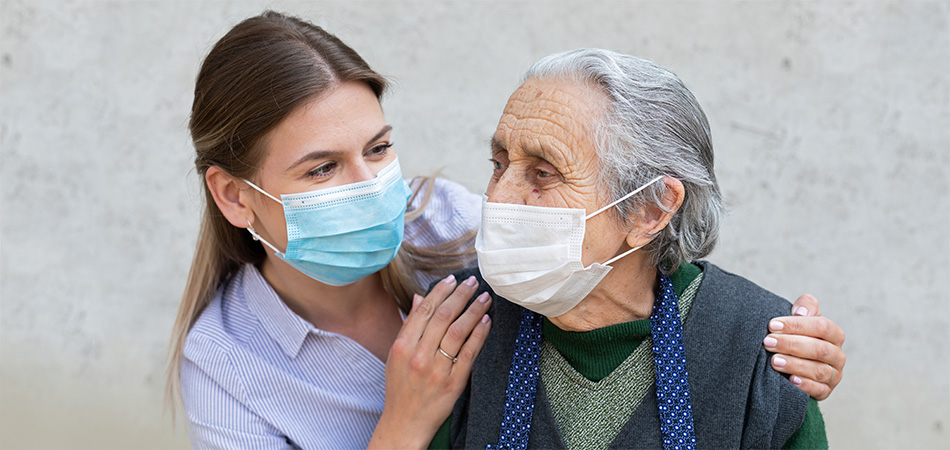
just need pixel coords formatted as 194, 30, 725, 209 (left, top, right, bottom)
475, 176, 664, 317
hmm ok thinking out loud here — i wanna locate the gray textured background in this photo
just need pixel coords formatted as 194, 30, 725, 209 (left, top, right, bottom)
1, 1, 948, 448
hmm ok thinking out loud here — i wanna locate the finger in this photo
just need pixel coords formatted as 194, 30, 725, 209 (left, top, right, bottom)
787, 374, 833, 401
438, 292, 492, 357
399, 274, 458, 342
769, 354, 840, 400
769, 353, 841, 386
419, 276, 481, 350
790, 294, 821, 317
768, 315, 846, 347
450, 313, 492, 380
763, 332, 846, 369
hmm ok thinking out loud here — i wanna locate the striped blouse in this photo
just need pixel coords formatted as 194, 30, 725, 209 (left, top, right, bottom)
180, 178, 481, 449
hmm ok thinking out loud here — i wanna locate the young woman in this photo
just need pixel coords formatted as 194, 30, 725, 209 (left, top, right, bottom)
168, 11, 846, 449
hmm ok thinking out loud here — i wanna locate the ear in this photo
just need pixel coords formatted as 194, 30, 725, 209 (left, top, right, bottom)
625, 177, 686, 249
206, 166, 256, 229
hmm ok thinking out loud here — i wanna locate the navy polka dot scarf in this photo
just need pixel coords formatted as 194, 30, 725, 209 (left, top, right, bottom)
487, 273, 696, 450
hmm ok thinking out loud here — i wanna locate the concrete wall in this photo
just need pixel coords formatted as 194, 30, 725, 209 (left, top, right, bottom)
1, 1, 947, 448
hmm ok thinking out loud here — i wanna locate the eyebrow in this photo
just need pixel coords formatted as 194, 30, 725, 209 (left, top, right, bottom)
492, 134, 559, 165
521, 145, 550, 161
490, 136, 506, 154
286, 125, 393, 171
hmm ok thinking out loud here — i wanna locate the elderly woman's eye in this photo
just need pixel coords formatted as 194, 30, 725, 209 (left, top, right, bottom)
537, 169, 553, 178
489, 158, 504, 171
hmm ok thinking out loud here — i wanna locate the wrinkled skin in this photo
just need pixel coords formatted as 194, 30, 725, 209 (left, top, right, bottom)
486, 77, 845, 399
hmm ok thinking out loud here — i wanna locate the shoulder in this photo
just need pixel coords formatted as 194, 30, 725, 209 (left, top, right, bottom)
404, 177, 480, 248
182, 273, 254, 395
185, 287, 236, 358
180, 287, 287, 448
686, 261, 810, 446
693, 261, 793, 322
687, 260, 796, 368
447, 267, 526, 338
407, 177, 481, 219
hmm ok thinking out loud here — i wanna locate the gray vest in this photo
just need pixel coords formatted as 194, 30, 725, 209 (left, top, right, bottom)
449, 261, 808, 449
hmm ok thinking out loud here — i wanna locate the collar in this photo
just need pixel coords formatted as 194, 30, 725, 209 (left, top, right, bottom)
238, 264, 312, 358
669, 261, 702, 295
541, 262, 703, 381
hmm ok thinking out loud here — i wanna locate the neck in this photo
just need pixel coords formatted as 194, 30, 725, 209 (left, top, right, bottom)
259, 256, 403, 362
547, 253, 657, 332
259, 256, 395, 332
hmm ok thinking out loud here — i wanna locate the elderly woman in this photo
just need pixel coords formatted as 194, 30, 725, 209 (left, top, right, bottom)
432, 49, 829, 449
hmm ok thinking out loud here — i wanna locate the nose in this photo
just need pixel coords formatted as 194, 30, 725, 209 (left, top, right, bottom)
486, 170, 528, 205
350, 161, 377, 184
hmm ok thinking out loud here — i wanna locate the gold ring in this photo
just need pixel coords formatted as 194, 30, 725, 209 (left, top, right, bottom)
438, 347, 458, 363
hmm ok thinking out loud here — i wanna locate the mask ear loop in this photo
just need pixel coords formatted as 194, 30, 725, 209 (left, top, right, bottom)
587, 176, 666, 266
584, 176, 665, 220
604, 243, 648, 266
241, 180, 285, 255
246, 219, 283, 255
242, 179, 283, 204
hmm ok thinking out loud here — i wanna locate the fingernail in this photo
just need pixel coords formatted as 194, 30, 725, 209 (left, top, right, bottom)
763, 336, 778, 348
481, 314, 490, 323
791, 375, 803, 386
465, 276, 478, 287
769, 320, 784, 331
794, 306, 808, 316
772, 355, 787, 368
477, 292, 490, 303
443, 274, 456, 284
412, 294, 422, 306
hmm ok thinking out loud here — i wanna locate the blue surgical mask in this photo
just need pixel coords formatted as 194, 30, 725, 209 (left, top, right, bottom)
243, 158, 411, 286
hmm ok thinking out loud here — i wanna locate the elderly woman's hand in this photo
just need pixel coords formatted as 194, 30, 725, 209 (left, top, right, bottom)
369, 274, 492, 450
762, 294, 846, 401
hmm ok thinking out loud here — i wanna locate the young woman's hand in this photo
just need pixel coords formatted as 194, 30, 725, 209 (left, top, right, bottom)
368, 274, 492, 449
763, 294, 846, 400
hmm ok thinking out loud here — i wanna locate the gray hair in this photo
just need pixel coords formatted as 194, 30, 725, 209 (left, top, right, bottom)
523, 49, 724, 273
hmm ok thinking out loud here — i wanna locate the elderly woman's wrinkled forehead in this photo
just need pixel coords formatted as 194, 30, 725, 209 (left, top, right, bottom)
501, 77, 606, 133
494, 77, 607, 170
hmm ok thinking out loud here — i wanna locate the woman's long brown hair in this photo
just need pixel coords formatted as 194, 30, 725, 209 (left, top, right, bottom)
167, 11, 474, 416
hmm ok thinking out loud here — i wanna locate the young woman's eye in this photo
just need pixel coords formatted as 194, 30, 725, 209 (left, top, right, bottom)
367, 143, 393, 157
307, 162, 337, 178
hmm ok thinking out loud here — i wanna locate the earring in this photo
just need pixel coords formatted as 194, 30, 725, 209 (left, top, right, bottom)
246, 219, 258, 240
